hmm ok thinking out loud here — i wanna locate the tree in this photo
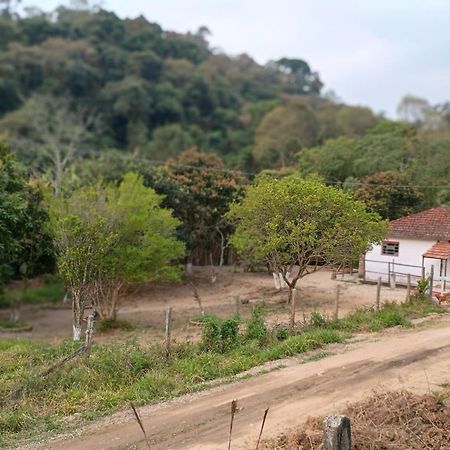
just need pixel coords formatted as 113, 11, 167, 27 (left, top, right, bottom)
49, 172, 184, 339
145, 123, 193, 160
228, 176, 387, 302
0, 143, 54, 319
353, 171, 423, 220
253, 103, 319, 168
0, 95, 97, 196
158, 149, 245, 268
270, 58, 323, 95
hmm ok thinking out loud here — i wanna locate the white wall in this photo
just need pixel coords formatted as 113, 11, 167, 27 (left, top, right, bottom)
365, 238, 438, 284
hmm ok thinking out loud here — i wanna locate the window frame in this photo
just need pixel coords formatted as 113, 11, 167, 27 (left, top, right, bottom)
381, 240, 399, 256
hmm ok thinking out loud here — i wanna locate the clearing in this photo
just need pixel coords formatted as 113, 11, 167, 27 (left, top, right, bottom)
1, 268, 407, 343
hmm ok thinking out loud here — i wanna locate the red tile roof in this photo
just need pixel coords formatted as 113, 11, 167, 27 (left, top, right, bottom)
423, 242, 450, 260
389, 206, 450, 241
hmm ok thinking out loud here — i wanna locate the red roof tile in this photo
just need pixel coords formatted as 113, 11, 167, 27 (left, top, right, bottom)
423, 242, 450, 260
389, 206, 450, 241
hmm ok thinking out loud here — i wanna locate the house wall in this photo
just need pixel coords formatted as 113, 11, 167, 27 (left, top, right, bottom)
365, 238, 438, 284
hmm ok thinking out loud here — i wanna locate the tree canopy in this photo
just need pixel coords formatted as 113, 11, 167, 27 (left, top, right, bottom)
228, 176, 387, 299
48, 172, 184, 337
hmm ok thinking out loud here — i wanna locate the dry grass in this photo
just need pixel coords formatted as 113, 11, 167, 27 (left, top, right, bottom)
263, 389, 450, 449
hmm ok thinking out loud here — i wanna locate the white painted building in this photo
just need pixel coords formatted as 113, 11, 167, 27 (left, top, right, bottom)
364, 206, 450, 291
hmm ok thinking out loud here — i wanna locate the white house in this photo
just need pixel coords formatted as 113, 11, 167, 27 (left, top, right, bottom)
364, 206, 450, 291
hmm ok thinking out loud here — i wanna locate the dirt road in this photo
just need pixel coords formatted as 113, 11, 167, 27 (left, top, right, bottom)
38, 316, 450, 450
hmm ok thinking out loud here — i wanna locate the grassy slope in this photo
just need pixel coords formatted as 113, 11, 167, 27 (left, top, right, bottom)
0, 298, 445, 447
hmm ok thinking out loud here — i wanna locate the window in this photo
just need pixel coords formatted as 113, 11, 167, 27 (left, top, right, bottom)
382, 241, 399, 256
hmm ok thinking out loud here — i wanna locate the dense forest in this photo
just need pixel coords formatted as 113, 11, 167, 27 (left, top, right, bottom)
0, 2, 380, 170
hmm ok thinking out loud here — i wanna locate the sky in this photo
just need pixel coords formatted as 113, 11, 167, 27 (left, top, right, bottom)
22, 0, 450, 117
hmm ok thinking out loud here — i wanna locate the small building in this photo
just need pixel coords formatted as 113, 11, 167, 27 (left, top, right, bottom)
364, 206, 450, 291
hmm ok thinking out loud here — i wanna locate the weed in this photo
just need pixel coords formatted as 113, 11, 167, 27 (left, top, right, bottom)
245, 304, 269, 345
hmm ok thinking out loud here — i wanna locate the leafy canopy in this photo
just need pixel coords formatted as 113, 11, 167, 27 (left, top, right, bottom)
49, 172, 184, 290
228, 176, 387, 285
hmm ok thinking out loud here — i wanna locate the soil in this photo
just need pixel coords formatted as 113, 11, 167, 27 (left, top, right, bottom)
1, 267, 408, 343
28, 314, 450, 450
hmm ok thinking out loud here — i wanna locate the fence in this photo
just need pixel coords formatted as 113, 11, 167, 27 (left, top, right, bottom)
364, 258, 424, 286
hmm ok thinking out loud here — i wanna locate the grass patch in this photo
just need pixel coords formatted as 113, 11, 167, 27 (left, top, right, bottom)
98, 319, 135, 332
0, 296, 445, 447
1, 279, 65, 308
0, 320, 28, 329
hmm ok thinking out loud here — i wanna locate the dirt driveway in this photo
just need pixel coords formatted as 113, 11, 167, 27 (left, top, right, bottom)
36, 315, 450, 450
5, 268, 408, 343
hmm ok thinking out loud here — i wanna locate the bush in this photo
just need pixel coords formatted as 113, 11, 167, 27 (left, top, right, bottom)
201, 315, 239, 353
310, 311, 327, 328
244, 304, 269, 345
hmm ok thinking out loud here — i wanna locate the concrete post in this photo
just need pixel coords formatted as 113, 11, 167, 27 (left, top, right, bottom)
323, 415, 351, 450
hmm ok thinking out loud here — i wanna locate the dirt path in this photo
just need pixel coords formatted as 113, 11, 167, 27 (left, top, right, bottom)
38, 316, 450, 450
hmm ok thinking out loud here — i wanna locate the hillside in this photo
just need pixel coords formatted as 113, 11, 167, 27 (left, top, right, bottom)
0, 4, 378, 171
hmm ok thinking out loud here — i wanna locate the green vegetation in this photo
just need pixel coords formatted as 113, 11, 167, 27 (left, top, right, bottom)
0, 320, 28, 329
0, 144, 54, 291
0, 279, 64, 309
228, 176, 387, 301
298, 122, 450, 213
97, 318, 136, 332
48, 172, 184, 339
0, 297, 444, 447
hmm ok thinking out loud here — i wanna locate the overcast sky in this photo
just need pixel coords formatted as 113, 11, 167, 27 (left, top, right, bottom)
23, 0, 450, 117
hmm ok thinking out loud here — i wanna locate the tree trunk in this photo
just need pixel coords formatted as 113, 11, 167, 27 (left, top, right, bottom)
72, 289, 84, 341
54, 152, 63, 197
9, 303, 21, 322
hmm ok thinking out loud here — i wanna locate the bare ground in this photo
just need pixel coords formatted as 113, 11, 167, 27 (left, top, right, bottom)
1, 268, 408, 343
31, 314, 450, 450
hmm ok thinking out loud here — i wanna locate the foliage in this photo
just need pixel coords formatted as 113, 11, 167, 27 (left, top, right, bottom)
0, 278, 64, 309
0, 296, 443, 447
0, 4, 388, 175
228, 176, 387, 296
157, 149, 245, 260
353, 171, 423, 219
416, 279, 429, 295
201, 315, 239, 353
244, 304, 269, 344
298, 120, 450, 208
252, 102, 319, 168
48, 172, 184, 327
0, 143, 54, 290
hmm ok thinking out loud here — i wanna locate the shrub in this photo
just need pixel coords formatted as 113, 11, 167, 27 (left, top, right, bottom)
244, 304, 269, 345
310, 311, 327, 328
201, 315, 239, 353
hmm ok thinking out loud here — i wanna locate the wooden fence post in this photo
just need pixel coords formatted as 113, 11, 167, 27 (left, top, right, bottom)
84, 312, 95, 354
165, 306, 172, 357
235, 296, 240, 318
429, 265, 434, 298
323, 415, 351, 450
334, 285, 340, 321
290, 288, 297, 331
376, 277, 381, 311
406, 274, 411, 302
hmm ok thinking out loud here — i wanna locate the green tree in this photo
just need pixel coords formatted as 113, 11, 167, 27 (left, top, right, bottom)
253, 103, 319, 168
228, 176, 387, 302
0, 143, 54, 315
353, 171, 423, 219
49, 172, 184, 339
160, 149, 245, 268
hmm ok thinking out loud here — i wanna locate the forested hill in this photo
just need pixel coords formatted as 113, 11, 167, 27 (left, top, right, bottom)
0, 4, 379, 170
